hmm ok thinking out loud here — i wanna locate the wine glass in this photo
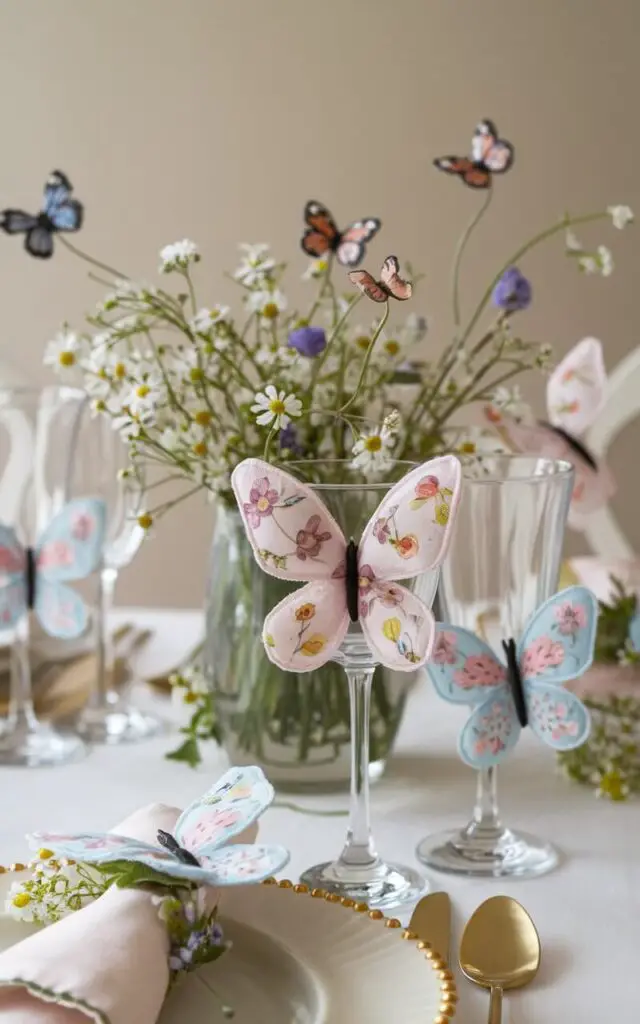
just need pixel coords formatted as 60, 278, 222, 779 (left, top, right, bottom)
73, 412, 163, 743
0, 386, 91, 767
416, 454, 575, 878
289, 459, 441, 910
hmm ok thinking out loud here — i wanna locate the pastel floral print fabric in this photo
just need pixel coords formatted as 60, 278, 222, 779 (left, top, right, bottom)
483, 337, 614, 517
428, 586, 598, 768
31, 766, 289, 887
231, 456, 462, 672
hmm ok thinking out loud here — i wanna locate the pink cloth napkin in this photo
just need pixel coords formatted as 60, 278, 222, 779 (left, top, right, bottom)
0, 803, 255, 1024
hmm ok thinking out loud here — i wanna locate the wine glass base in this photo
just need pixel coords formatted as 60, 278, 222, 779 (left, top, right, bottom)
77, 704, 164, 745
299, 859, 428, 911
416, 826, 559, 879
0, 724, 87, 767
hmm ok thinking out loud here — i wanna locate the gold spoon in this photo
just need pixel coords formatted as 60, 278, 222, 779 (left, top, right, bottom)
459, 895, 541, 1023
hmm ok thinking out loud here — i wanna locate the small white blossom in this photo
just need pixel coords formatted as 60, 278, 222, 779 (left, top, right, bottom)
302, 256, 330, 281
598, 245, 614, 276
43, 328, 82, 374
247, 288, 288, 320
607, 205, 634, 230
159, 239, 200, 273
234, 243, 276, 286
251, 385, 302, 429
489, 384, 531, 421
404, 313, 430, 342
578, 254, 598, 275
351, 425, 395, 473
565, 230, 583, 254
577, 245, 614, 277
189, 306, 231, 333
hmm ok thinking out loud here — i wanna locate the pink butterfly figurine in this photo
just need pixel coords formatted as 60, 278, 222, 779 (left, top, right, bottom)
231, 456, 462, 672
483, 337, 614, 519
429, 586, 597, 769
348, 255, 413, 303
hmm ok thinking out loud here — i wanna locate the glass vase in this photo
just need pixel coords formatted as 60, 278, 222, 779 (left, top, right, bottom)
205, 503, 419, 792
417, 454, 575, 878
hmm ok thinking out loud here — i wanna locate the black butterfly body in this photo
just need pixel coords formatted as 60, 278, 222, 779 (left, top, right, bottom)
0, 171, 83, 258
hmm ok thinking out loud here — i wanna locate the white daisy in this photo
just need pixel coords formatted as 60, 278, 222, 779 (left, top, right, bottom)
351, 425, 395, 473
43, 328, 82, 374
247, 288, 288, 320
189, 306, 231, 333
251, 385, 302, 429
159, 239, 200, 273
234, 243, 276, 286
123, 373, 164, 418
302, 256, 330, 281
6, 883, 35, 922
607, 205, 634, 230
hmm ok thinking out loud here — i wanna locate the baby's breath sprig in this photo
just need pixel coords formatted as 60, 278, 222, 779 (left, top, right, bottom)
6, 850, 109, 924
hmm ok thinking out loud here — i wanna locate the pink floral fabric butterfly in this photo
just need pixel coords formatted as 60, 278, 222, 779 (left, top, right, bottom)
484, 337, 614, 519
428, 586, 597, 769
348, 255, 413, 303
231, 457, 462, 672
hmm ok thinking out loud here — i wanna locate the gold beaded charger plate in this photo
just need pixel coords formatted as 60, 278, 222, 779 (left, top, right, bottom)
0, 874, 456, 1023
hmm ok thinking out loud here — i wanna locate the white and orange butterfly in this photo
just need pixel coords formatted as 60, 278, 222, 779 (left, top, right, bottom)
484, 337, 615, 519
231, 457, 462, 673
434, 119, 514, 189
348, 255, 413, 303
301, 200, 381, 268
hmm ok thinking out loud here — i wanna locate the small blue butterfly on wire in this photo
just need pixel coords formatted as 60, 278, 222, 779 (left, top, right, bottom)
0, 170, 83, 259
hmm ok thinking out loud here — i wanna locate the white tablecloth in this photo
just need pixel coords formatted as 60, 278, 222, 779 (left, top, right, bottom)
2, 608, 639, 1022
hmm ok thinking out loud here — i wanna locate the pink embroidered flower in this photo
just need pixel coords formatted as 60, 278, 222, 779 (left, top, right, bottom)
295, 515, 331, 560
551, 716, 579, 741
393, 534, 420, 559
182, 809, 241, 850
71, 513, 94, 541
375, 582, 404, 608
373, 517, 391, 544
554, 601, 587, 636
243, 476, 280, 529
474, 734, 505, 757
84, 837, 113, 850
415, 475, 439, 500
521, 636, 564, 677
38, 541, 74, 570
454, 654, 506, 689
358, 564, 376, 618
432, 630, 457, 665
0, 548, 23, 573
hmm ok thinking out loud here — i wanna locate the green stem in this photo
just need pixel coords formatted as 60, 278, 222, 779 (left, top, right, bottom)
57, 235, 128, 281
451, 187, 493, 329
337, 303, 389, 416
309, 292, 363, 391
305, 254, 334, 322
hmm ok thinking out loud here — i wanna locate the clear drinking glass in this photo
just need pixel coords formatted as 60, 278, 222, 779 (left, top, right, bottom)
416, 454, 574, 878
73, 413, 162, 743
292, 460, 437, 909
0, 386, 90, 767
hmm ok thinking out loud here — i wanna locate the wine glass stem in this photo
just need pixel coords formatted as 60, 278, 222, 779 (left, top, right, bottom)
471, 766, 501, 832
9, 615, 38, 731
338, 667, 378, 868
95, 566, 118, 709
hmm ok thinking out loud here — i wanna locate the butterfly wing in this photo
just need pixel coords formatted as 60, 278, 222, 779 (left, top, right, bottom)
525, 682, 591, 752
473, 119, 514, 173
359, 456, 462, 581
30, 831, 159, 863
427, 624, 508, 704
335, 218, 381, 267
458, 691, 522, 768
42, 170, 84, 233
433, 156, 491, 189
360, 581, 435, 670
348, 270, 389, 303
34, 579, 90, 638
231, 458, 347, 583
0, 210, 38, 234
301, 200, 339, 258
36, 498, 106, 582
25, 225, 54, 258
547, 337, 606, 435
0, 525, 27, 632
628, 609, 640, 652
379, 256, 412, 301
175, 766, 276, 852
262, 580, 349, 672
516, 586, 598, 687
196, 843, 290, 886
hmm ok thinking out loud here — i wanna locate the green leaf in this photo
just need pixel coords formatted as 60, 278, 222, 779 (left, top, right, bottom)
280, 495, 304, 507
166, 736, 201, 768
96, 859, 193, 892
408, 498, 426, 511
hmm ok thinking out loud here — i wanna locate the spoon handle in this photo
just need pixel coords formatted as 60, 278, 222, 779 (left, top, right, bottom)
488, 985, 503, 1024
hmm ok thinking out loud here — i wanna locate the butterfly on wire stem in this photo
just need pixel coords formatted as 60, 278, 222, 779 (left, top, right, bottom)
0, 170, 83, 258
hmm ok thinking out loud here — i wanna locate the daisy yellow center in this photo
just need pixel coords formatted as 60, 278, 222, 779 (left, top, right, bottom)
316, 260, 328, 272
459, 441, 476, 454
364, 435, 382, 453
136, 385, 150, 398
192, 441, 207, 456
114, 362, 127, 379
356, 336, 370, 350
256, 497, 271, 512
38, 848, 54, 860
190, 367, 204, 382
137, 513, 153, 530
262, 302, 279, 320
269, 398, 286, 416
58, 351, 76, 367
12, 893, 30, 908
194, 410, 212, 426
384, 340, 400, 356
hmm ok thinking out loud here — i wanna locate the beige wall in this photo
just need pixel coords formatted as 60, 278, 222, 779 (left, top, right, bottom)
0, 0, 638, 607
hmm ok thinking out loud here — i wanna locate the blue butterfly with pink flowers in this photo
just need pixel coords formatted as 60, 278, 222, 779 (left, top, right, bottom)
428, 586, 598, 769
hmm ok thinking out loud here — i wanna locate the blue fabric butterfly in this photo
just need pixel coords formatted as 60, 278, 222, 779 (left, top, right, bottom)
428, 586, 597, 769
628, 609, 640, 653
32, 766, 289, 888
0, 498, 106, 639
0, 171, 83, 258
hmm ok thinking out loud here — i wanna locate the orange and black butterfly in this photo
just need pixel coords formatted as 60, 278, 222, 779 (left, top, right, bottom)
301, 201, 381, 267
434, 119, 514, 189
348, 256, 412, 303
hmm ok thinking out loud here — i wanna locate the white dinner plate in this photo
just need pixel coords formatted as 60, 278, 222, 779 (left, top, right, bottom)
0, 874, 455, 1023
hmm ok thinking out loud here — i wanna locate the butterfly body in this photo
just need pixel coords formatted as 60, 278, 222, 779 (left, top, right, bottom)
348, 255, 413, 303
0, 499, 106, 638
301, 201, 380, 267
434, 119, 514, 189
1, 171, 83, 258
429, 586, 597, 768
231, 456, 461, 672
32, 766, 289, 888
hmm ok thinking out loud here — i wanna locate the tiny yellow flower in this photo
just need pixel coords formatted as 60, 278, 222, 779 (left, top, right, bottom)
363, 434, 382, 453
295, 602, 316, 622
262, 302, 279, 320
194, 410, 212, 427
192, 441, 207, 457
58, 351, 76, 367
12, 892, 31, 909
190, 367, 205, 382
114, 362, 127, 379
38, 848, 54, 860
183, 692, 198, 705
300, 634, 326, 656
135, 384, 150, 398
137, 513, 153, 530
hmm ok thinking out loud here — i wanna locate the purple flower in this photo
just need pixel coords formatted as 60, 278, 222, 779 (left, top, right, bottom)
279, 423, 304, 455
288, 325, 327, 357
492, 267, 532, 312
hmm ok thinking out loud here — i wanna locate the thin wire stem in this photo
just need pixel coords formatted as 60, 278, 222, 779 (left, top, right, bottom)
57, 235, 128, 281
451, 187, 494, 329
